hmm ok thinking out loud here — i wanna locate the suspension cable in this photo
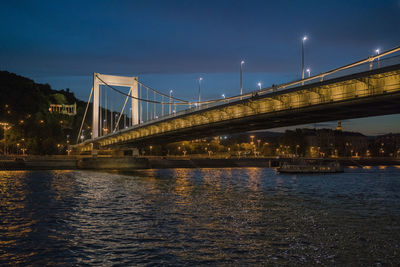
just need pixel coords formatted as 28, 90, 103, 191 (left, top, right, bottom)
76, 86, 93, 144
95, 75, 190, 105
114, 87, 132, 132
136, 80, 189, 102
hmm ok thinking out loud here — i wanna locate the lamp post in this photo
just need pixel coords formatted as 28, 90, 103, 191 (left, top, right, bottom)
250, 135, 255, 144
257, 82, 262, 91
302, 36, 307, 80
306, 68, 310, 78
198, 77, 203, 107
240, 60, 244, 99
376, 49, 380, 67
169, 90, 173, 115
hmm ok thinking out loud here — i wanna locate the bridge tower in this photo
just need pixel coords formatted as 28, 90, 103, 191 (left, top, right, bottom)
92, 73, 138, 138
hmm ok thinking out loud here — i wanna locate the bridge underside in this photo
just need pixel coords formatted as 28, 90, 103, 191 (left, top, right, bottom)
74, 63, 400, 153
118, 92, 400, 147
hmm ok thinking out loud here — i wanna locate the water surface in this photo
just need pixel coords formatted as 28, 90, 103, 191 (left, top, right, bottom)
1, 167, 400, 265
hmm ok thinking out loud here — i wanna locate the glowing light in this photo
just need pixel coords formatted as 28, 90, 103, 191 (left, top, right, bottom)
303, 36, 307, 41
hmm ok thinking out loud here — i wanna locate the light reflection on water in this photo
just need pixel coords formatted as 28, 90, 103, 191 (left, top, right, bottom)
1, 167, 400, 265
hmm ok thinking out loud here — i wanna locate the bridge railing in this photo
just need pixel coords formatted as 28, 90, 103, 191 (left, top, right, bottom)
285, 54, 400, 88
193, 52, 400, 112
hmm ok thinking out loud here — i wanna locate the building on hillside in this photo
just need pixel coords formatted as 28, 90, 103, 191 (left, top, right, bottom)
49, 103, 77, 116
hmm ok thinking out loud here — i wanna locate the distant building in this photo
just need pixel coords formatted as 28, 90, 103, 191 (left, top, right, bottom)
49, 103, 77, 116
373, 133, 400, 157
304, 128, 368, 157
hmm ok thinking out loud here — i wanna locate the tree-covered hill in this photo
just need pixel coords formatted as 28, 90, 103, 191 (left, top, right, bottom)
0, 71, 90, 155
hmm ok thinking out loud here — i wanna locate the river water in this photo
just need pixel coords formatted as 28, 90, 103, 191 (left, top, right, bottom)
1, 166, 400, 266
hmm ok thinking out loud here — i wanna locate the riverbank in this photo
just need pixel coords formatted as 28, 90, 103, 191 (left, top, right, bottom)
0, 157, 77, 170
0, 156, 399, 171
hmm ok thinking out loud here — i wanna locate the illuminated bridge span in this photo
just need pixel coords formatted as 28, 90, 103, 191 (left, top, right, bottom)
73, 46, 400, 154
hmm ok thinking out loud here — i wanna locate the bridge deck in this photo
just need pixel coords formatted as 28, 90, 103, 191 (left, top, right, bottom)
74, 63, 400, 152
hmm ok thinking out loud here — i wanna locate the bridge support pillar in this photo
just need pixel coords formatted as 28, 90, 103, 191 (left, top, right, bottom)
92, 73, 139, 139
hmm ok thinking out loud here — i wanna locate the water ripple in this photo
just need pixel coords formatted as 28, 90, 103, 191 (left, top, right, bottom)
1, 167, 400, 265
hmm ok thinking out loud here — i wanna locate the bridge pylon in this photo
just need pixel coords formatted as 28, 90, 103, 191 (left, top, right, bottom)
92, 73, 139, 139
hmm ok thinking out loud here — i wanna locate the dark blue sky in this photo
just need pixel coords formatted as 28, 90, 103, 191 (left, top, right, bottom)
1, 0, 400, 134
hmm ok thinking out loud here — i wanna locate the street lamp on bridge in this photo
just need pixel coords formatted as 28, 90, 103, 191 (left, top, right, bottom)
302, 36, 308, 80
169, 89, 173, 114
240, 60, 244, 99
376, 49, 381, 67
198, 77, 203, 107
257, 82, 262, 91
306, 68, 311, 78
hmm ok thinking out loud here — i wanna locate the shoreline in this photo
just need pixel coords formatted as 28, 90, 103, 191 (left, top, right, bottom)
0, 156, 399, 171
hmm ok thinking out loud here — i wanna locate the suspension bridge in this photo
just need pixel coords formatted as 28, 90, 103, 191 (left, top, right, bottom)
72, 46, 400, 155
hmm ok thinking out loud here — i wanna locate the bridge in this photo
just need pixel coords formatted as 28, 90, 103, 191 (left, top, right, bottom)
73, 46, 400, 155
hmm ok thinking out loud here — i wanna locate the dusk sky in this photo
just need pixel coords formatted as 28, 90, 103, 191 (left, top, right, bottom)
1, 0, 400, 135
